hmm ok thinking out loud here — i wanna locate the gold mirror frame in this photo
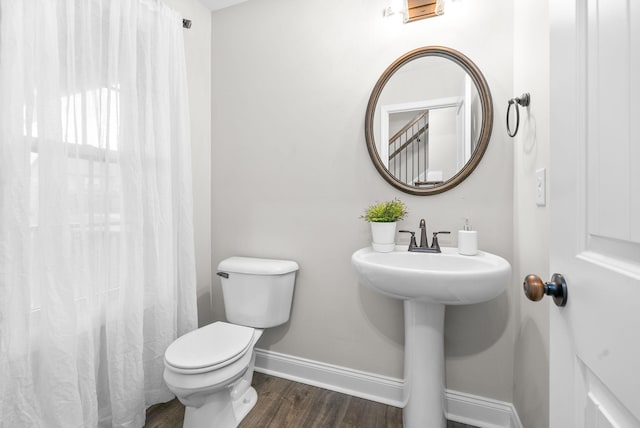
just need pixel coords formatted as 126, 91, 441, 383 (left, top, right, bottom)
365, 46, 493, 195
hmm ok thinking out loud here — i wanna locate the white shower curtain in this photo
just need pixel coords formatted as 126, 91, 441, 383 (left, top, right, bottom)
0, 0, 197, 426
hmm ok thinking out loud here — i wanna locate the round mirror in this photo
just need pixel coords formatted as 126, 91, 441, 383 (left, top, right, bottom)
365, 46, 493, 195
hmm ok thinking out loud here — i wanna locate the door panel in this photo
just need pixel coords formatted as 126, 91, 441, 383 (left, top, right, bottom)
550, 0, 640, 426
586, 0, 639, 243
582, 360, 639, 428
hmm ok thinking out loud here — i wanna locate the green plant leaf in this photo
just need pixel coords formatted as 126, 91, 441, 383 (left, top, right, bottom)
361, 198, 408, 222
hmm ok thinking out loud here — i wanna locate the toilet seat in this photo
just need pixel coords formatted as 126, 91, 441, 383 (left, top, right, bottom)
165, 322, 255, 374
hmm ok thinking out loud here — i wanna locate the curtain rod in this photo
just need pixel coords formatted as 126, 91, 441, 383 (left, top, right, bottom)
182, 19, 192, 29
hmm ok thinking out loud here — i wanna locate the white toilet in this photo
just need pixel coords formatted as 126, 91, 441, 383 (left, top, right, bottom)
163, 256, 299, 428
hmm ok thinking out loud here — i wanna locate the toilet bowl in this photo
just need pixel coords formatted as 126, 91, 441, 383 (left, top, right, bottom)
163, 256, 298, 428
163, 322, 263, 427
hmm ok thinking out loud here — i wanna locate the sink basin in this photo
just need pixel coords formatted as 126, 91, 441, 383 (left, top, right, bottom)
351, 246, 511, 304
351, 245, 511, 428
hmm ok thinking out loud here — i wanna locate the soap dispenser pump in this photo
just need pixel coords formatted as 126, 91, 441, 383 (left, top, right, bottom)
458, 218, 478, 256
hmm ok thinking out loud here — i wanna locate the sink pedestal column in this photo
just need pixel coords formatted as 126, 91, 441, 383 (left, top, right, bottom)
403, 300, 446, 428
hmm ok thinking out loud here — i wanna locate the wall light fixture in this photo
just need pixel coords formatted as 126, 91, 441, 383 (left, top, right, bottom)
383, 0, 444, 23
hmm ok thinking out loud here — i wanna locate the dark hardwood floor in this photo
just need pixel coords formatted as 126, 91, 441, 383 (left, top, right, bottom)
239, 373, 402, 428
145, 372, 477, 428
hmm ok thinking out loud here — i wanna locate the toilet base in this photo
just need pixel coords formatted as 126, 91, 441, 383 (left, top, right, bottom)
232, 386, 258, 423
183, 389, 237, 428
182, 384, 258, 428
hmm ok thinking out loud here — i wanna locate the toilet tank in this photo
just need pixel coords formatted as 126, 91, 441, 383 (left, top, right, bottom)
217, 256, 299, 328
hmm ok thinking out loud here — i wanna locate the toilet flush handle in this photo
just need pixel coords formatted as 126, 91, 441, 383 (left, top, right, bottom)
216, 271, 229, 279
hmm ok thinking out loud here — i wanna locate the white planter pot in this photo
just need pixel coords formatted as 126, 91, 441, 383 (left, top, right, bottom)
370, 222, 397, 252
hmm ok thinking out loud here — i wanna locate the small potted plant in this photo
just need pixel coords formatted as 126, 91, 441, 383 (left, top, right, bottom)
361, 198, 408, 252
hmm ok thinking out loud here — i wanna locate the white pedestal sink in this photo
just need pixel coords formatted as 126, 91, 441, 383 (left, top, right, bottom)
351, 246, 511, 428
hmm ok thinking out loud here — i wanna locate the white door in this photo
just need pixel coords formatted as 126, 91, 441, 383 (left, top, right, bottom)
549, 0, 640, 427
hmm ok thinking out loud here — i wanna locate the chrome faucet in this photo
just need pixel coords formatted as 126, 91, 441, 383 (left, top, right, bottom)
399, 219, 450, 253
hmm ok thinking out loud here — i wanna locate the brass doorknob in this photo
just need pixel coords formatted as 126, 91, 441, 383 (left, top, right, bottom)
523, 273, 568, 307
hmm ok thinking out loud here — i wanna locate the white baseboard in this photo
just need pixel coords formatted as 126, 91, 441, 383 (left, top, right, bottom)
253, 348, 405, 407
254, 348, 522, 428
446, 390, 523, 428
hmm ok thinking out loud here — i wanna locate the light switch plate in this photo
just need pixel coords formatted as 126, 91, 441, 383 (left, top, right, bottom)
536, 168, 546, 206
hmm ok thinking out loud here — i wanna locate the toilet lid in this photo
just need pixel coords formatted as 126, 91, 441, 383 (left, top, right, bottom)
165, 322, 254, 371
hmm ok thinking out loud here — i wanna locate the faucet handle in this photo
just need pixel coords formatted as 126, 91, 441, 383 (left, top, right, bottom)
430, 231, 451, 250
399, 230, 417, 250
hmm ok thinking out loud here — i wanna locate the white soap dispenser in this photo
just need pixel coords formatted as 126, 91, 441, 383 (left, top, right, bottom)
458, 218, 478, 256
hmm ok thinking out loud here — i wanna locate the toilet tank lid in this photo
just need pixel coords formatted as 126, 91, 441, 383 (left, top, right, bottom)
218, 256, 299, 275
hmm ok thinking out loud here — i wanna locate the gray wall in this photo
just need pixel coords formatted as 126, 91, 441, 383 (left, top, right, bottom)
513, 1, 550, 427
210, 0, 516, 402
169, 0, 551, 419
